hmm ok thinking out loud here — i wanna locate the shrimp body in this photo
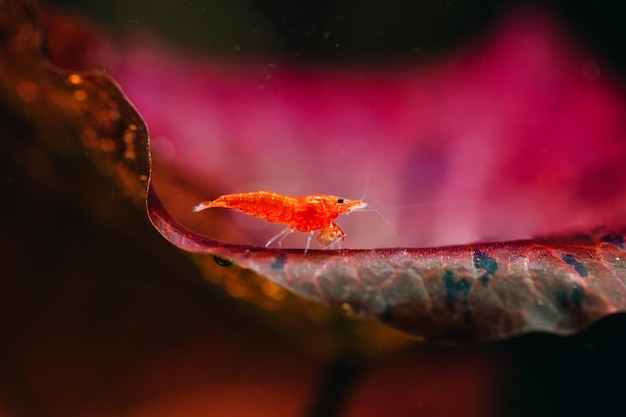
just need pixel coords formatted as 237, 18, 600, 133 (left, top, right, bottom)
193, 191, 367, 249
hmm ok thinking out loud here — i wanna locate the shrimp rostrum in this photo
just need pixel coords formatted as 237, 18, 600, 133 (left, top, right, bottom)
193, 191, 367, 252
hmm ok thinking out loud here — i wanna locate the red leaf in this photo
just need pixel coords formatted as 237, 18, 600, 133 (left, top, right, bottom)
148, 188, 626, 342
9, 0, 626, 343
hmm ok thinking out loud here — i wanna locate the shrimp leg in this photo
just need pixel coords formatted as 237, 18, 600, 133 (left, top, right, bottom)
304, 232, 315, 254
267, 227, 316, 254
265, 226, 295, 248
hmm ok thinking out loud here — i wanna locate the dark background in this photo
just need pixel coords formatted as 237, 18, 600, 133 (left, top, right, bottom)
45, 0, 626, 73
5, 1, 626, 416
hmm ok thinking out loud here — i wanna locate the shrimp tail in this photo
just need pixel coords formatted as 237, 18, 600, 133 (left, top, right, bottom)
193, 201, 220, 212
194, 194, 239, 211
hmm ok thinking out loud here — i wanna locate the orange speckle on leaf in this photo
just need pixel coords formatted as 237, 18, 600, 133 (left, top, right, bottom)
16, 80, 38, 102
67, 73, 82, 85
224, 275, 247, 298
80, 129, 98, 148
14, 23, 35, 49
261, 280, 286, 300
341, 302, 354, 314
73, 89, 87, 101
124, 130, 136, 143
98, 138, 117, 152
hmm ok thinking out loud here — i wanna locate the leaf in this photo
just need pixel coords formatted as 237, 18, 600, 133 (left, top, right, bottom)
149, 189, 626, 342
7, 0, 626, 344
0, 0, 149, 210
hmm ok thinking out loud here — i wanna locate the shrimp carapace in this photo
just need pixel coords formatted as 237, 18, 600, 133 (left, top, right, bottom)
193, 191, 367, 251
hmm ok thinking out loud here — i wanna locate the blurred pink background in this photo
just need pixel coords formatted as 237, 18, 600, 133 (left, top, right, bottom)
98, 8, 626, 250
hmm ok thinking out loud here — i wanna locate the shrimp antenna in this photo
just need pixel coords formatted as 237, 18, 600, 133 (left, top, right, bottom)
363, 203, 398, 236
362, 200, 490, 211
359, 165, 373, 202
353, 166, 397, 235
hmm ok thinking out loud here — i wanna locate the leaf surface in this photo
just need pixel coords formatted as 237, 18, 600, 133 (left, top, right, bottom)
6, 0, 626, 343
148, 189, 626, 342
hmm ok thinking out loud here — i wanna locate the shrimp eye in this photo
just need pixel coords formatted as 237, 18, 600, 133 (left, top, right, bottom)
337, 198, 345, 204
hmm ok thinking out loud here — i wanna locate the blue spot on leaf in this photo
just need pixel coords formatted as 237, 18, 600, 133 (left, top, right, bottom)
571, 284, 584, 310
380, 305, 395, 322
473, 249, 498, 285
555, 290, 569, 308
562, 254, 589, 277
213, 256, 233, 267
271, 252, 287, 270
555, 285, 585, 311
601, 233, 624, 249
443, 270, 473, 324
